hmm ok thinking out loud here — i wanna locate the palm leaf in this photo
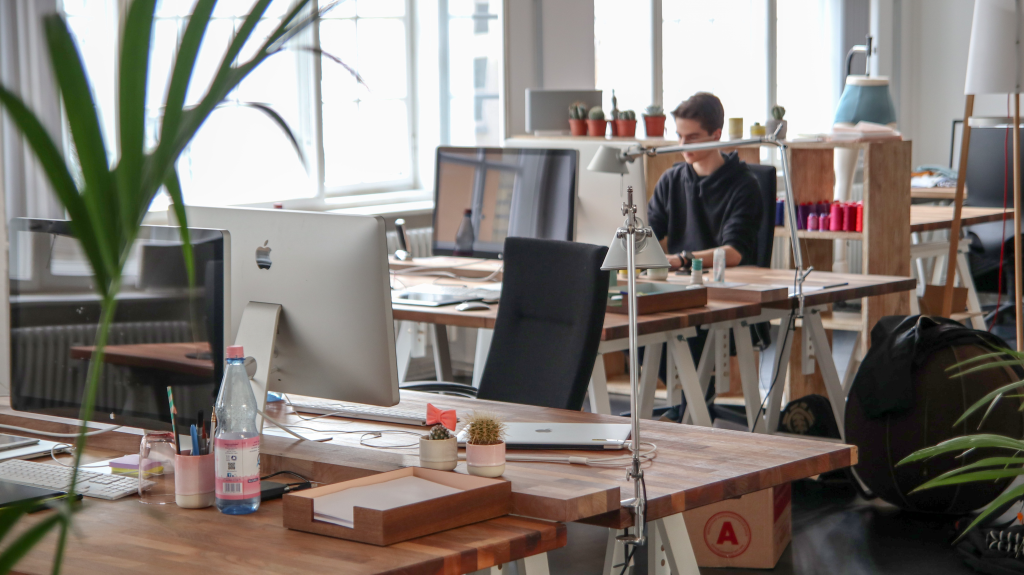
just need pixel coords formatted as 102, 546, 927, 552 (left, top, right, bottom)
239, 102, 305, 167
897, 434, 1024, 466
0, 511, 62, 574
163, 169, 194, 289
910, 468, 1024, 493
953, 379, 1024, 428
954, 483, 1024, 544
948, 358, 1024, 379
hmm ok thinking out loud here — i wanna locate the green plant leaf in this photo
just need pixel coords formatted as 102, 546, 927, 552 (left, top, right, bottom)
910, 468, 1024, 493
922, 456, 1024, 485
163, 169, 194, 290
897, 434, 1024, 466
297, 46, 368, 90
238, 102, 305, 167
945, 348, 1023, 371
954, 483, 1024, 543
0, 511, 62, 574
953, 379, 1024, 428
949, 358, 1024, 379
116, 0, 157, 232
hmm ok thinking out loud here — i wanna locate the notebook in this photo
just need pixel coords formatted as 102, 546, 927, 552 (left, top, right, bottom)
312, 476, 462, 528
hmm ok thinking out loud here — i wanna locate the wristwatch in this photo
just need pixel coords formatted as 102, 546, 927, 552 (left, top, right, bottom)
677, 251, 692, 270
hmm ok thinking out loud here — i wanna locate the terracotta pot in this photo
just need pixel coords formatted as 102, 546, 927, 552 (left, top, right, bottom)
419, 437, 458, 471
615, 119, 637, 138
609, 118, 620, 137
643, 115, 666, 138
466, 442, 505, 477
586, 119, 608, 137
568, 119, 587, 136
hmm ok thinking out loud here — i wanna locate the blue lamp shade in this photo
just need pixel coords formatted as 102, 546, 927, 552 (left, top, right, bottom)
834, 76, 897, 125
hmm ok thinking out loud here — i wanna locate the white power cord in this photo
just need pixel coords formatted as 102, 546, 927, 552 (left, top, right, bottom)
0, 422, 122, 438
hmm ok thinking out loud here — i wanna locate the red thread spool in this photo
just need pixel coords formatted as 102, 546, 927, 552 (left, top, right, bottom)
843, 203, 857, 232
819, 214, 829, 231
808, 213, 819, 230
829, 202, 842, 231
856, 202, 864, 232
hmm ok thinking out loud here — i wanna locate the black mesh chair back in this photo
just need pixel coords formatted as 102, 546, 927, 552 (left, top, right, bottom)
475, 237, 609, 410
747, 163, 778, 268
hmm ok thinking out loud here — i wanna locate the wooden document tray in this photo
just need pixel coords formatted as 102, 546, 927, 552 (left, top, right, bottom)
283, 467, 512, 546
607, 283, 707, 315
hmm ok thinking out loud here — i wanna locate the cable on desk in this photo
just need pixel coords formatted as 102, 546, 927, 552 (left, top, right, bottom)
259, 407, 424, 448
0, 422, 123, 439
49, 443, 115, 468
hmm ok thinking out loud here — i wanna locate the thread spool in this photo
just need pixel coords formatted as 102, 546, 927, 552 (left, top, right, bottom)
807, 213, 819, 231
829, 202, 842, 231
856, 202, 864, 232
797, 203, 809, 230
819, 214, 829, 231
843, 203, 857, 232
776, 200, 785, 226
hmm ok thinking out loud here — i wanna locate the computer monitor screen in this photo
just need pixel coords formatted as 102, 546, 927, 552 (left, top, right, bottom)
9, 219, 225, 431
185, 206, 400, 408
432, 147, 577, 258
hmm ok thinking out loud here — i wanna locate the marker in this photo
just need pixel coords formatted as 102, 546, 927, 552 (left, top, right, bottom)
190, 424, 199, 457
166, 387, 180, 455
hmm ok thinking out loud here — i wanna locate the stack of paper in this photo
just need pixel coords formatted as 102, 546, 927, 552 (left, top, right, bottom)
312, 476, 463, 528
829, 121, 902, 141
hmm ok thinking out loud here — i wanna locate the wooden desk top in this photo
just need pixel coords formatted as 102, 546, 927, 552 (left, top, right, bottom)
258, 392, 857, 529
909, 205, 1010, 232
389, 256, 504, 279
911, 186, 956, 201
717, 268, 917, 309
69, 342, 214, 378
10, 464, 565, 575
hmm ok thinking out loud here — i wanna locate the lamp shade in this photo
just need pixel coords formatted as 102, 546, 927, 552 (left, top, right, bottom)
588, 145, 630, 174
834, 76, 897, 125
965, 0, 1023, 95
601, 231, 670, 270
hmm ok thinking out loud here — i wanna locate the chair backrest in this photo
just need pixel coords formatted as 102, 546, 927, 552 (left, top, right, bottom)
746, 163, 777, 268
477, 237, 609, 410
965, 124, 1024, 207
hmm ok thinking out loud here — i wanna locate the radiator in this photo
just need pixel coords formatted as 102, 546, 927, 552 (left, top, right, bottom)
386, 227, 433, 258
12, 321, 192, 410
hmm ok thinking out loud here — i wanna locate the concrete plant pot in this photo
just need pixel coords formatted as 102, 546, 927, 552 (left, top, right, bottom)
466, 442, 505, 477
419, 437, 458, 471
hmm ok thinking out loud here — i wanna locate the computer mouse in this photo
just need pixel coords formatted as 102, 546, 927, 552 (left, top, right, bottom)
456, 301, 490, 312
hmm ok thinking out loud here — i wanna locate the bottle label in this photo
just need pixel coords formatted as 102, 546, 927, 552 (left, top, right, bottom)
215, 436, 260, 500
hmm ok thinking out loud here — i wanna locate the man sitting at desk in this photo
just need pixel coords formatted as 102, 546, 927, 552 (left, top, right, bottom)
648, 92, 762, 270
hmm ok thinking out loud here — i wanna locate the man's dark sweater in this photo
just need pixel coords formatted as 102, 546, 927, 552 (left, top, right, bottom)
647, 151, 763, 266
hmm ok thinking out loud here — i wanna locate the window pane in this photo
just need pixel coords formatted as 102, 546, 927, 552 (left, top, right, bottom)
661, 1, 767, 138
595, 0, 651, 125
447, 0, 501, 146
777, 0, 841, 135
63, 0, 119, 157
322, 100, 411, 187
357, 0, 405, 18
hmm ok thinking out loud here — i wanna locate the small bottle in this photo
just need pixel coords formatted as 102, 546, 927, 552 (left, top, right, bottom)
454, 209, 475, 256
214, 345, 260, 515
713, 248, 726, 283
691, 258, 704, 285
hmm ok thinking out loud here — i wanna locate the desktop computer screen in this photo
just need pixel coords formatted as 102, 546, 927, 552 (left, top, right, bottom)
432, 147, 577, 258
8, 219, 226, 431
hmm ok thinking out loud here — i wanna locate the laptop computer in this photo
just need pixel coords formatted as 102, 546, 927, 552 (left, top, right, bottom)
457, 422, 632, 450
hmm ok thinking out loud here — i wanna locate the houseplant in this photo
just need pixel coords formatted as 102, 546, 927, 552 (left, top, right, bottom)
0, 0, 345, 570
419, 424, 458, 471
643, 104, 666, 138
464, 412, 507, 477
766, 105, 787, 139
568, 102, 588, 136
609, 90, 620, 136
615, 110, 637, 138
587, 106, 607, 137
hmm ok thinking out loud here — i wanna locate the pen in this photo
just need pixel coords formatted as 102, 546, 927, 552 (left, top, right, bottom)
166, 387, 180, 455
197, 410, 205, 454
190, 424, 199, 457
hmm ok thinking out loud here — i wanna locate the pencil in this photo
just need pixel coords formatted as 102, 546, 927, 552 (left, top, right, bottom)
166, 386, 180, 455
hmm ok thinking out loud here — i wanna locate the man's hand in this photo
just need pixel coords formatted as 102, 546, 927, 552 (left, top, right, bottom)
668, 254, 683, 271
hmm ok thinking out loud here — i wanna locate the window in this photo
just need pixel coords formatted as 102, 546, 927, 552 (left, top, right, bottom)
59, 0, 505, 209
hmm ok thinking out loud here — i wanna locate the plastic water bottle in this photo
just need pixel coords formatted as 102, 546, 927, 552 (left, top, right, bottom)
713, 248, 726, 283
214, 345, 260, 515
454, 209, 475, 256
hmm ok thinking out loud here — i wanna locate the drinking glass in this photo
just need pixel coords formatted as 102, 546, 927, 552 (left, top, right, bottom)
138, 431, 176, 504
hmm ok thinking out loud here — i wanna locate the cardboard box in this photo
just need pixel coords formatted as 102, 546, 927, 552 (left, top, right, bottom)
683, 483, 792, 569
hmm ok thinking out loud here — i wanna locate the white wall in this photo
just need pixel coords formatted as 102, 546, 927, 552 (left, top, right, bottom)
504, 0, 596, 136
888, 0, 1009, 167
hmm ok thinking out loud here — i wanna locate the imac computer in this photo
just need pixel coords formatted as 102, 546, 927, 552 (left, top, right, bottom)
505, 138, 649, 247
9, 218, 226, 431
432, 147, 577, 258
186, 206, 400, 408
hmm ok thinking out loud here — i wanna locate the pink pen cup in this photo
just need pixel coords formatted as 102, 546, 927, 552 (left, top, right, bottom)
175, 452, 215, 509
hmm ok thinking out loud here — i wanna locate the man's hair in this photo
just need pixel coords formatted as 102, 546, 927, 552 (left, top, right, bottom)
670, 92, 724, 134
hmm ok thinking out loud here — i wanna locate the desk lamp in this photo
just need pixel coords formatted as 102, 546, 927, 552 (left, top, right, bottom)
588, 132, 806, 546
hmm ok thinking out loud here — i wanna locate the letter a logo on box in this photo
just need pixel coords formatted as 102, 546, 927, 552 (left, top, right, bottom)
704, 512, 752, 558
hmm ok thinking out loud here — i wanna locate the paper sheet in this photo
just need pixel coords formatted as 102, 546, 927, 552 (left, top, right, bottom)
312, 476, 463, 528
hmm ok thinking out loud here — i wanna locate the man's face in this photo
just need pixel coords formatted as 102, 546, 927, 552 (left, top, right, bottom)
675, 117, 722, 164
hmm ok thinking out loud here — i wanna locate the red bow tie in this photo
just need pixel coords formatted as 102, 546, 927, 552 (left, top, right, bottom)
426, 403, 456, 431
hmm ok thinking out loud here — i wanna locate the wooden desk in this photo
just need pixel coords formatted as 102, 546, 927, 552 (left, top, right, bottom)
911, 186, 956, 201
69, 342, 214, 378
389, 256, 504, 279
773, 205, 1011, 238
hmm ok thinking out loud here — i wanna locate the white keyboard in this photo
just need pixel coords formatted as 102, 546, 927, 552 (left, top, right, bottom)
0, 459, 152, 500
403, 284, 501, 301
288, 399, 431, 426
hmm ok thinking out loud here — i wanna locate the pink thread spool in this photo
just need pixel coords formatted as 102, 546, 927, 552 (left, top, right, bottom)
843, 203, 857, 232
807, 213, 819, 230
819, 214, 829, 231
829, 202, 842, 231
856, 202, 864, 232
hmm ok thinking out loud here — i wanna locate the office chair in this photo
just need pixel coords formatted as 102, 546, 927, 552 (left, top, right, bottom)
747, 163, 778, 269
401, 237, 610, 411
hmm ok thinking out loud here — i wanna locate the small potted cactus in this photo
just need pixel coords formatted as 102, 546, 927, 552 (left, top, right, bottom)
568, 102, 588, 136
464, 412, 507, 477
419, 424, 458, 471
643, 104, 666, 138
586, 106, 607, 137
609, 90, 620, 136
766, 105, 787, 140
615, 110, 637, 138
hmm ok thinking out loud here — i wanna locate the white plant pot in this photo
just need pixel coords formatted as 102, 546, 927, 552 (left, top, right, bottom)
419, 437, 458, 471
766, 119, 787, 140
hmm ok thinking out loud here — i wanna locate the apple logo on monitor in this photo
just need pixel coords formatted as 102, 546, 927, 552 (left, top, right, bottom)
256, 240, 272, 270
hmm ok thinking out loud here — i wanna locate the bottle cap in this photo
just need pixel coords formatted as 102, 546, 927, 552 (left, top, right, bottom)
226, 345, 244, 359
692, 258, 703, 271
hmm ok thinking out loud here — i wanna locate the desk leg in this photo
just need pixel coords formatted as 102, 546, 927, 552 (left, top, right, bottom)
639, 343, 664, 419
762, 317, 794, 434
683, 327, 715, 426
655, 513, 701, 575
588, 355, 613, 415
515, 553, 551, 575
472, 328, 493, 389
714, 328, 731, 394
395, 321, 416, 384
669, 332, 713, 427
602, 529, 626, 575
957, 248, 987, 330
732, 321, 762, 430
431, 324, 454, 382
805, 309, 846, 440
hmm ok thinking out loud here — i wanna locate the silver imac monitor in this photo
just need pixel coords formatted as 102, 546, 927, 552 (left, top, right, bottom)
432, 146, 577, 258
185, 206, 400, 407
9, 218, 227, 431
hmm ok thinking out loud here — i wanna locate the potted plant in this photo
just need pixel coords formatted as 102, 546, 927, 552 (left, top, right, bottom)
419, 424, 458, 471
766, 105, 787, 139
609, 90, 620, 136
615, 110, 637, 138
643, 104, 666, 138
0, 1, 342, 570
587, 106, 607, 137
464, 412, 507, 477
568, 102, 588, 136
